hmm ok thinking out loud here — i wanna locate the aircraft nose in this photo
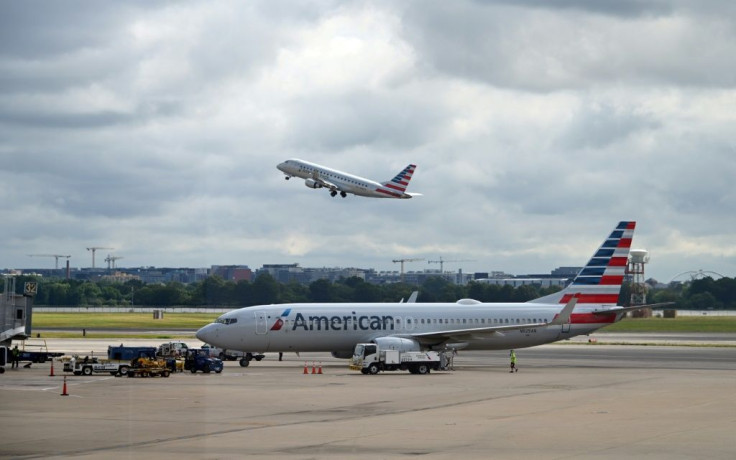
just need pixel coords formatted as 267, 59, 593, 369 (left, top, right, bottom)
196, 323, 217, 344
276, 162, 286, 172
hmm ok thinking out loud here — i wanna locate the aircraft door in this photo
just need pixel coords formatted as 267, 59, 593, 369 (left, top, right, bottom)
255, 312, 268, 335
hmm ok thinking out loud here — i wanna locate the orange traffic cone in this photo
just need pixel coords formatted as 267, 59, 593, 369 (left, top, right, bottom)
317, 362, 323, 374
49, 360, 55, 377
60, 376, 69, 396
303, 362, 309, 374
311, 361, 316, 374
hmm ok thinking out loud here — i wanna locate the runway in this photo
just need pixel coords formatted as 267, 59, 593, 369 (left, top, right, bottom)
1, 342, 734, 459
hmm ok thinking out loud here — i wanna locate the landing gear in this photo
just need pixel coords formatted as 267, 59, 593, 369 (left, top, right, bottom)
285, 176, 290, 180
330, 190, 337, 197
340, 191, 347, 198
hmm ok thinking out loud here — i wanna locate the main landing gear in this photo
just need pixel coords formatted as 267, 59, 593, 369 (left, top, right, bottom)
330, 190, 347, 198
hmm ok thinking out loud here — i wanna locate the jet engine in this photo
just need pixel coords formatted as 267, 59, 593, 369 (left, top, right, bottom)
372, 336, 421, 352
304, 179, 323, 189
331, 351, 353, 359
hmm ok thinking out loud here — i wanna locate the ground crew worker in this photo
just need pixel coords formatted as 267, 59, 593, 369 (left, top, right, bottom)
509, 349, 517, 373
11, 345, 20, 369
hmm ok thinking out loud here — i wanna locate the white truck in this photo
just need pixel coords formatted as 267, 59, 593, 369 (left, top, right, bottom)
349, 342, 449, 375
156, 342, 189, 358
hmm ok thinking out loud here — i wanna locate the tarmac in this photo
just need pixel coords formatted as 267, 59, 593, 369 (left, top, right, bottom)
1, 339, 735, 459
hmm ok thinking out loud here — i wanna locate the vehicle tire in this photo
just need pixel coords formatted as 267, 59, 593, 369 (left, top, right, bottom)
239, 358, 250, 367
0, 367, 4, 374
215, 367, 223, 374
254, 356, 263, 361
368, 363, 379, 375
162, 370, 170, 378
38, 356, 47, 364
82, 366, 93, 376
360, 368, 370, 375
190, 368, 197, 373
119, 366, 129, 376
417, 364, 430, 375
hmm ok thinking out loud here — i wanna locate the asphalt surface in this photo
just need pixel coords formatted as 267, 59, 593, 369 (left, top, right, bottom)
1, 340, 734, 459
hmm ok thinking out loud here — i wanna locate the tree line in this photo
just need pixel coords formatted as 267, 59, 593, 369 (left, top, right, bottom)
7, 274, 736, 309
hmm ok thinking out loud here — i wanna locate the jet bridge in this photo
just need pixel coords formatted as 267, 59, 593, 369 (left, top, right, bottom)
0, 276, 35, 346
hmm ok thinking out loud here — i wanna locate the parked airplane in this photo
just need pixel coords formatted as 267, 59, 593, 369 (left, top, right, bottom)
196, 222, 667, 361
276, 159, 421, 198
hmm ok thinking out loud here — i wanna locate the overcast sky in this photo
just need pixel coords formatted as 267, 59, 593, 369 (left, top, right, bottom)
2, 0, 735, 282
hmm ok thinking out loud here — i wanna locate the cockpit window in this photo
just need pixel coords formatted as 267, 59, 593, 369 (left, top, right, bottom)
215, 317, 238, 325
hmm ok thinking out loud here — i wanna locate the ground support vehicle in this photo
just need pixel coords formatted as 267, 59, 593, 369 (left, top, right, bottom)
0, 346, 8, 373
349, 343, 449, 375
200, 344, 264, 367
64, 356, 133, 376
15, 349, 64, 364
200, 344, 263, 367
2, 341, 63, 369
126, 357, 171, 378
184, 349, 223, 374
157, 342, 189, 358
108, 345, 157, 362
0, 345, 64, 371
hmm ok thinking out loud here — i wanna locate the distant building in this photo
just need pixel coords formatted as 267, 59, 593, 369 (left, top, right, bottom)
211, 265, 253, 282
101, 271, 140, 283
474, 277, 568, 288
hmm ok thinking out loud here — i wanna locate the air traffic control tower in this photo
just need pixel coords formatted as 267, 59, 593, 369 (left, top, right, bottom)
0, 276, 36, 346
628, 249, 650, 317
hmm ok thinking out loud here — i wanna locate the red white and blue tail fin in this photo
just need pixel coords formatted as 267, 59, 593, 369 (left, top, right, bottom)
528, 221, 635, 308
377, 164, 421, 199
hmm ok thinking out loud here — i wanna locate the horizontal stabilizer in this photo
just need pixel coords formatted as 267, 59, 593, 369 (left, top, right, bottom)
592, 302, 675, 315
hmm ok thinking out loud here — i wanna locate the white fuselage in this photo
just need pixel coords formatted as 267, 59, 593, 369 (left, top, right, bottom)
196, 302, 620, 355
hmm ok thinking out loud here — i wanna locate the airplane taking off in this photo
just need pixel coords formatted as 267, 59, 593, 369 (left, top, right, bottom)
276, 159, 421, 198
197, 222, 669, 362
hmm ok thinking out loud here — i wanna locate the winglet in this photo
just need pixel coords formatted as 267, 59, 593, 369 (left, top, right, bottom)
550, 294, 579, 326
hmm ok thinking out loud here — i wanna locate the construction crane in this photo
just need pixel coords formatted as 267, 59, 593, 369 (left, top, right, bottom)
392, 258, 425, 282
427, 257, 476, 273
104, 254, 123, 270
87, 247, 113, 269
27, 254, 71, 269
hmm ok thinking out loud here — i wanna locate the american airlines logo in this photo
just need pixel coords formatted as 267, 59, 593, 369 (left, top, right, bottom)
272, 309, 395, 332
270, 308, 291, 331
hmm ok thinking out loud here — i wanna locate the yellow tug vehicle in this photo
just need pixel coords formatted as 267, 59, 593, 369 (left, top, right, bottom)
126, 357, 171, 378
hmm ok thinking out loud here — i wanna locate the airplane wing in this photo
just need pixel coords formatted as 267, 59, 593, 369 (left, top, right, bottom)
403, 296, 579, 346
310, 169, 339, 192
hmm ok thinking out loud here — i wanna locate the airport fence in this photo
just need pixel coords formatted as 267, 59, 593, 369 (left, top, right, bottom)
673, 310, 736, 317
